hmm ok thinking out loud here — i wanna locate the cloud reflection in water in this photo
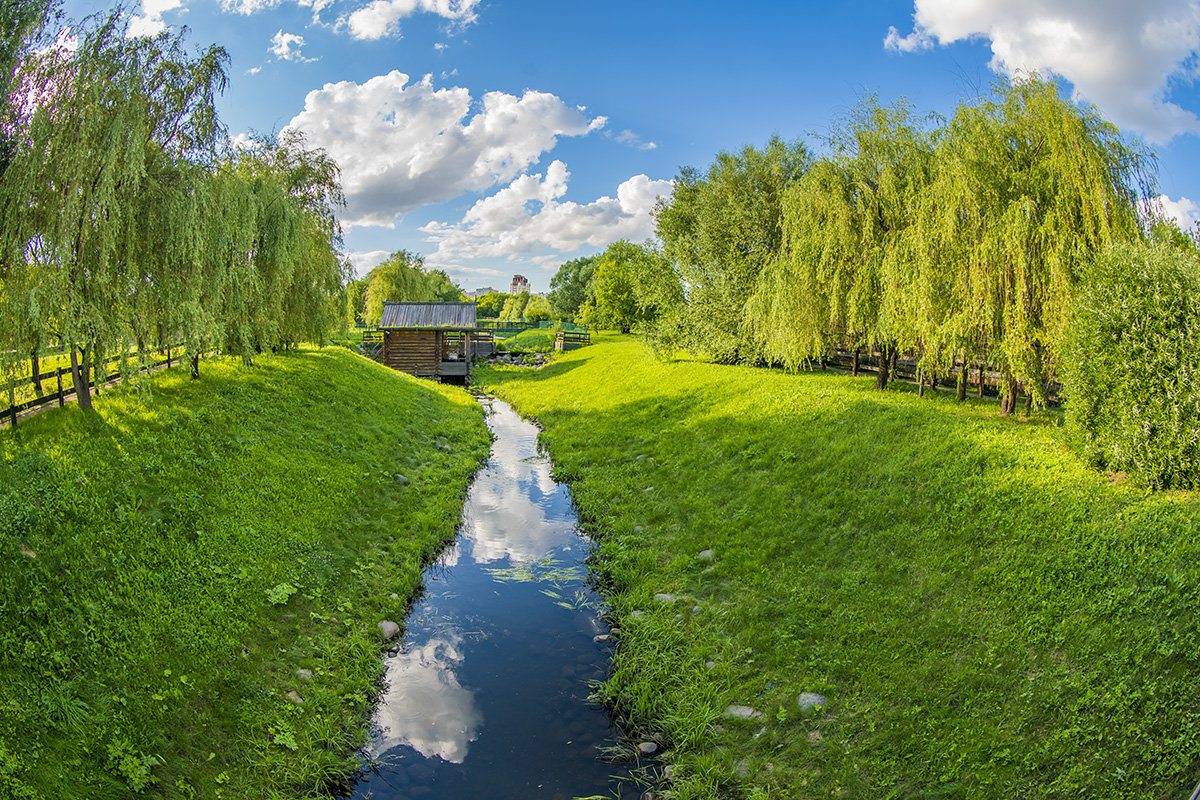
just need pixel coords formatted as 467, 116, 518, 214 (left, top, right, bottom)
369, 633, 482, 763
459, 405, 576, 565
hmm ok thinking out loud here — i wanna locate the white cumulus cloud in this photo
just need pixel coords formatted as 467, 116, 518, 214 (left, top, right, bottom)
885, 0, 1200, 143
128, 0, 184, 37
420, 161, 673, 266
1155, 194, 1200, 230
222, 0, 334, 21
284, 71, 607, 227
270, 30, 315, 62
341, 0, 481, 40
346, 249, 392, 277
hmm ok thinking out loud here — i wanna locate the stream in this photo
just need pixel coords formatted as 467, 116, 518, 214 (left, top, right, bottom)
345, 397, 644, 800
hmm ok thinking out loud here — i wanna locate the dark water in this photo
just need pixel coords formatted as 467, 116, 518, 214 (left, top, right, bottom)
346, 397, 643, 800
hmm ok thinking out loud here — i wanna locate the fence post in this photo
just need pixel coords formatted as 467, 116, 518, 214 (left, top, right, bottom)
7, 384, 15, 429
56, 367, 64, 407
166, 345, 171, 368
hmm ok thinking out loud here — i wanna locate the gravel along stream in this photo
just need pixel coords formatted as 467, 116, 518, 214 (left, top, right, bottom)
345, 397, 645, 800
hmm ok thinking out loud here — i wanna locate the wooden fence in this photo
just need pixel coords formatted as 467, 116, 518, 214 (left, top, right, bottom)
822, 348, 1061, 407
1, 345, 183, 429
554, 330, 591, 351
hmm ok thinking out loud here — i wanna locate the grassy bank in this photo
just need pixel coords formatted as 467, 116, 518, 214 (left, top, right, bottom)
0, 347, 490, 799
478, 335, 1200, 800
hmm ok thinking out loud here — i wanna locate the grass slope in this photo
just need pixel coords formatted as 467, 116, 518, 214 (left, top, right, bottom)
0, 347, 490, 799
478, 334, 1200, 800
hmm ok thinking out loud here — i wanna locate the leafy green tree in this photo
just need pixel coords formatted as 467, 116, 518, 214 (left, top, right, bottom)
500, 291, 531, 321
655, 135, 810, 362
365, 251, 430, 326
524, 295, 553, 323
0, 12, 228, 406
584, 241, 646, 333
548, 256, 596, 321
750, 98, 936, 389
345, 278, 369, 326
1064, 241, 1200, 487
475, 292, 508, 319
913, 77, 1149, 410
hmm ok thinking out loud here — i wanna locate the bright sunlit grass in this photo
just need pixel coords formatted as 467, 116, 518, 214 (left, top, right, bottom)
0, 346, 490, 799
479, 334, 1200, 800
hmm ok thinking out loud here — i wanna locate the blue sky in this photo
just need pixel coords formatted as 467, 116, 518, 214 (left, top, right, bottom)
60, 0, 1200, 292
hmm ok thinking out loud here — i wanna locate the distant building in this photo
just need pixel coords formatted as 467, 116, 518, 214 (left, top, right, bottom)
509, 274, 529, 295
473, 287, 498, 298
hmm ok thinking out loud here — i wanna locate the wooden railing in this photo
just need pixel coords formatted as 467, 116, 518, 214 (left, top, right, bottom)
554, 330, 591, 351
2, 345, 183, 429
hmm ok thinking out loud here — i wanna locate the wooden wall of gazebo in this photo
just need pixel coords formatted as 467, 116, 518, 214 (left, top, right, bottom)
379, 302, 477, 380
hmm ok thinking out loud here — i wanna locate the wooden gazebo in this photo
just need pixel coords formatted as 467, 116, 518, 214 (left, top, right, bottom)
379, 301, 478, 380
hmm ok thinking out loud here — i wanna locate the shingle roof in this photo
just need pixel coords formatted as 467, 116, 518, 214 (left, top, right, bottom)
380, 301, 477, 329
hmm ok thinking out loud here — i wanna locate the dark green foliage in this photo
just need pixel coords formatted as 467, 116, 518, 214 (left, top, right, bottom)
474, 292, 509, 319
0, 348, 489, 798
547, 256, 596, 321
653, 135, 810, 362
1064, 242, 1200, 488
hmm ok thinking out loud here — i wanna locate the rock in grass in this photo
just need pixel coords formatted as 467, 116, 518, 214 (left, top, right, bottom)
393, 474, 409, 485
697, 549, 714, 562
379, 620, 400, 640
634, 525, 644, 533
797, 692, 827, 713
296, 668, 313, 682
654, 593, 680, 603
593, 634, 611, 644
723, 704, 764, 720
286, 691, 304, 705
638, 741, 659, 756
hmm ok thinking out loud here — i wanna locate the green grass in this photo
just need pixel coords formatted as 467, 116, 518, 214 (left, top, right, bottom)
0, 347, 490, 799
478, 334, 1200, 800
501, 324, 559, 353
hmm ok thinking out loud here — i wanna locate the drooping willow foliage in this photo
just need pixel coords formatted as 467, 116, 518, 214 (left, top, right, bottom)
0, 10, 347, 408
748, 99, 937, 388
650, 78, 1154, 410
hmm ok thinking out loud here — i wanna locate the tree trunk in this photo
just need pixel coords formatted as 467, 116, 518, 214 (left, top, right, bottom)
957, 362, 967, 402
70, 345, 92, 412
917, 368, 925, 397
977, 364, 985, 399
1000, 373, 1017, 416
191, 353, 200, 380
30, 349, 43, 397
1025, 388, 1033, 415
875, 346, 890, 390
852, 348, 860, 376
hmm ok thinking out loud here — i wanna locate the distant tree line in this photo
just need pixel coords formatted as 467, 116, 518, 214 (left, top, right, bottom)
0, 6, 347, 409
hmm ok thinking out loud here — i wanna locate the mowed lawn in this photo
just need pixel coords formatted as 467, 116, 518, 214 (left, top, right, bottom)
0, 347, 490, 799
479, 334, 1200, 800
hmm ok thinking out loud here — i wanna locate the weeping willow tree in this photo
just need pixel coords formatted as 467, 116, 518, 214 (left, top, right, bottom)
363, 250, 460, 326
749, 98, 937, 388
0, 12, 227, 408
654, 135, 810, 363
912, 77, 1152, 411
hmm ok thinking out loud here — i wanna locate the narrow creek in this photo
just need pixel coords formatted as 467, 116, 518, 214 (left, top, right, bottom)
345, 397, 644, 800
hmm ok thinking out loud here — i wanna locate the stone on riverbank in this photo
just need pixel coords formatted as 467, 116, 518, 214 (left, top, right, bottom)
723, 704, 763, 720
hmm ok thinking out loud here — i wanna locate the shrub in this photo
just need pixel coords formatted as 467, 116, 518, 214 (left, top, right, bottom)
1064, 241, 1200, 488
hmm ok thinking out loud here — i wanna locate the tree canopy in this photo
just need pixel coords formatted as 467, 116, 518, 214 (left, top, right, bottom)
0, 10, 348, 403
